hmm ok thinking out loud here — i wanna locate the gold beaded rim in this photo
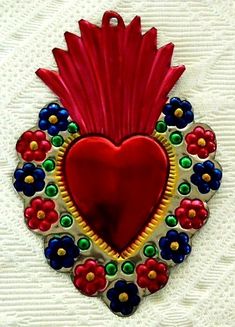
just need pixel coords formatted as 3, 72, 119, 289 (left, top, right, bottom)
55, 132, 178, 262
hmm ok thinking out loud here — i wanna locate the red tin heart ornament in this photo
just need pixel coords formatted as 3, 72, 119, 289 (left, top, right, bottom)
14, 11, 222, 317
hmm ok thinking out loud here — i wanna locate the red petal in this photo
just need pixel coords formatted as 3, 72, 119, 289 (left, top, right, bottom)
35, 130, 46, 141
137, 276, 148, 288
146, 258, 158, 270
136, 264, 148, 276
39, 220, 51, 231
95, 266, 105, 277
156, 263, 167, 273
74, 277, 86, 290
22, 151, 34, 161
198, 148, 209, 159
75, 265, 86, 277
21, 131, 34, 141
207, 141, 216, 153
191, 199, 203, 209
175, 207, 186, 218
31, 197, 43, 209
194, 126, 205, 137
198, 208, 208, 219
84, 259, 97, 271
192, 218, 203, 229
179, 217, 192, 229
187, 144, 199, 155
24, 207, 35, 219
39, 140, 51, 152
28, 218, 40, 229
46, 211, 58, 223
185, 133, 197, 144
43, 200, 55, 211
16, 140, 28, 153
204, 130, 215, 141
34, 151, 46, 161
180, 198, 192, 209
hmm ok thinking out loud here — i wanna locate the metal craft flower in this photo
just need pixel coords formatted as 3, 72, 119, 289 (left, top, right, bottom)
73, 259, 106, 295
13, 163, 45, 197
39, 103, 69, 136
136, 258, 168, 293
16, 130, 51, 162
44, 235, 80, 270
24, 197, 59, 231
107, 280, 140, 316
191, 160, 222, 194
163, 97, 194, 129
175, 198, 208, 229
185, 126, 216, 159
159, 230, 191, 263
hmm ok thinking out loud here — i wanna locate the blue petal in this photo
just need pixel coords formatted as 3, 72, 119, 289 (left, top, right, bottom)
182, 244, 191, 255
127, 283, 138, 295
204, 160, 214, 171
48, 237, 61, 250
34, 180, 45, 192
166, 229, 178, 240
176, 119, 187, 129
14, 169, 25, 180
48, 125, 59, 136
159, 237, 170, 249
44, 247, 52, 259
23, 163, 35, 172
191, 173, 202, 186
163, 104, 174, 115
110, 300, 121, 312
57, 109, 69, 120
62, 256, 74, 268
39, 119, 49, 130
121, 304, 133, 316
184, 110, 194, 123
107, 288, 118, 301
14, 180, 23, 192
172, 253, 185, 264
179, 232, 189, 244
193, 163, 205, 174
213, 169, 222, 181
47, 103, 60, 111
39, 108, 49, 119
161, 249, 172, 260
130, 294, 140, 306
198, 183, 210, 194
115, 280, 127, 292
61, 236, 74, 246
58, 121, 68, 131
209, 180, 220, 190
34, 168, 45, 180
170, 97, 181, 107
23, 185, 35, 197
164, 115, 176, 126
181, 100, 192, 111
50, 259, 62, 270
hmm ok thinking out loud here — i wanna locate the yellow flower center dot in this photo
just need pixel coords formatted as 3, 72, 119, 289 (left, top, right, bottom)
188, 209, 196, 218
24, 175, 34, 184
48, 115, 58, 124
202, 173, 211, 182
86, 272, 95, 282
29, 141, 38, 151
170, 241, 179, 251
174, 108, 184, 118
57, 248, 66, 256
37, 210, 45, 219
197, 138, 206, 147
148, 270, 157, 280
118, 292, 129, 302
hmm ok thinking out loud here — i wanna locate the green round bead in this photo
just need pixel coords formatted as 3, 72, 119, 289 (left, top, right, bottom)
42, 159, 55, 172
60, 215, 73, 228
179, 156, 192, 169
68, 122, 79, 133
165, 215, 178, 227
45, 184, 58, 197
156, 121, 167, 133
122, 261, 135, 274
105, 262, 118, 276
77, 237, 90, 250
143, 245, 157, 257
51, 135, 64, 147
178, 182, 191, 195
170, 131, 183, 145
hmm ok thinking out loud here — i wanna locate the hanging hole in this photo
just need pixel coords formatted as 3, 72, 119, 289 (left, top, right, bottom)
109, 17, 118, 26
102, 11, 125, 28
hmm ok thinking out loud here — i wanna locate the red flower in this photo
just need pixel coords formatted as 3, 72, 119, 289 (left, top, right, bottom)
16, 130, 51, 161
136, 258, 168, 293
185, 126, 216, 159
73, 259, 106, 296
24, 197, 58, 231
175, 198, 208, 229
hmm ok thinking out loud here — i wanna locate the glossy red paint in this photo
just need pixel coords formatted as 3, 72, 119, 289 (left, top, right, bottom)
63, 135, 169, 252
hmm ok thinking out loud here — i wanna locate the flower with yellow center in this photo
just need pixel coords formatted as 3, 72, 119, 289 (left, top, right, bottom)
118, 292, 129, 302
86, 272, 95, 282
202, 173, 211, 182
170, 241, 179, 251
57, 248, 66, 256
29, 141, 38, 151
197, 138, 206, 147
37, 210, 45, 219
147, 270, 157, 280
188, 209, 196, 218
24, 175, 34, 184
174, 108, 184, 118
48, 115, 58, 124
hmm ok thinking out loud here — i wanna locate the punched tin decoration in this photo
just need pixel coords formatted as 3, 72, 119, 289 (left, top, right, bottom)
14, 11, 222, 316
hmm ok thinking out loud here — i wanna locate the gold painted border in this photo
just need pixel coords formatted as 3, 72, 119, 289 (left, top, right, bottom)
55, 132, 178, 262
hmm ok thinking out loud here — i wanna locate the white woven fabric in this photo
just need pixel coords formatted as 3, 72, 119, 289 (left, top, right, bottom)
0, 0, 234, 326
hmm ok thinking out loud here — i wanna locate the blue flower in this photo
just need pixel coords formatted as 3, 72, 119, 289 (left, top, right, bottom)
163, 97, 194, 129
39, 103, 69, 136
45, 235, 80, 270
159, 230, 191, 264
14, 163, 45, 197
107, 280, 140, 316
191, 160, 222, 194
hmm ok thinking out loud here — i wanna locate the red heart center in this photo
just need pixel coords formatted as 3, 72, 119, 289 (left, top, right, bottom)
62, 135, 169, 253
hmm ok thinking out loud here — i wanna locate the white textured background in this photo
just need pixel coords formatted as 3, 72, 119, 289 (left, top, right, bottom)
0, 0, 235, 326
